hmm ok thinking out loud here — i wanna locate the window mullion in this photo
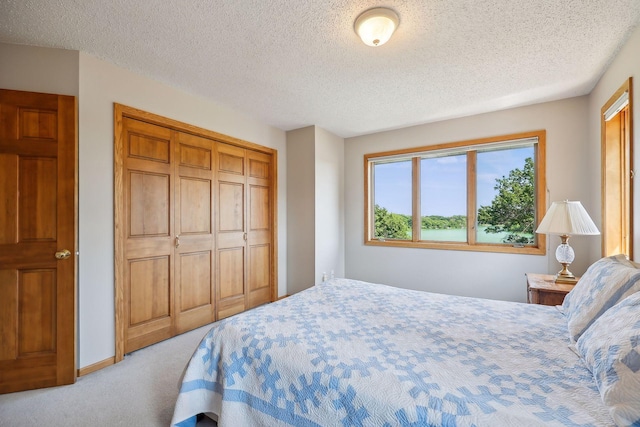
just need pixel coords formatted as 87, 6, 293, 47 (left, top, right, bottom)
467, 151, 477, 245
412, 157, 421, 242
367, 160, 374, 241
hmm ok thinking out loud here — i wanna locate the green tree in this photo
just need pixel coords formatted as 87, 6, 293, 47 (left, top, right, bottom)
477, 157, 535, 244
374, 204, 411, 239
421, 215, 466, 229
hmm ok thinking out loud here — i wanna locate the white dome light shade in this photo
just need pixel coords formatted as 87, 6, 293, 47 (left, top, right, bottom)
354, 8, 399, 47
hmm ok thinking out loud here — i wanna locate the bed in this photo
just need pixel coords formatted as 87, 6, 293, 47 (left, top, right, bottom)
171, 256, 640, 427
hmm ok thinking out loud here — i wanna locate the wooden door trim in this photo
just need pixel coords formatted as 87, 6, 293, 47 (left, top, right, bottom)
114, 104, 126, 362
600, 77, 633, 258
270, 152, 279, 303
114, 104, 276, 155
77, 356, 115, 377
114, 104, 278, 362
56, 94, 79, 384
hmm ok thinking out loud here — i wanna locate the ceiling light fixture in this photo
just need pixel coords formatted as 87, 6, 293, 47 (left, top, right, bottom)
354, 7, 399, 47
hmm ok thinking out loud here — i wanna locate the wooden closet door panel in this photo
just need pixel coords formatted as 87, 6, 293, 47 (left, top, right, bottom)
122, 118, 174, 353
217, 247, 245, 319
248, 244, 270, 307
216, 143, 246, 319
129, 257, 171, 325
178, 252, 212, 311
129, 171, 170, 237
0, 154, 18, 243
174, 132, 215, 333
247, 150, 272, 309
219, 182, 244, 231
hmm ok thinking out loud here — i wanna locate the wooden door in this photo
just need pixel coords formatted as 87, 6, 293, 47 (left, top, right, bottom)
174, 132, 215, 333
603, 109, 628, 256
215, 144, 273, 318
246, 150, 273, 309
601, 78, 633, 258
0, 89, 77, 393
216, 143, 247, 319
121, 117, 174, 353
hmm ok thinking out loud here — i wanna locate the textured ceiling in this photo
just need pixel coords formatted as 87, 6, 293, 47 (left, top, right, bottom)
1, 1, 640, 137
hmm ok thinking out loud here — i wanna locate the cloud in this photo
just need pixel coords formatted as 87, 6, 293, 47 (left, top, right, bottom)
436, 157, 460, 164
478, 173, 500, 183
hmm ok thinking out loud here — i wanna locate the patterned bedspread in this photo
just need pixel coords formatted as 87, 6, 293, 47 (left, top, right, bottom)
171, 279, 613, 426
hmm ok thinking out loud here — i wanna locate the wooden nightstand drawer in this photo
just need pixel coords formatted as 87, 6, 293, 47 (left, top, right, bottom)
526, 273, 576, 306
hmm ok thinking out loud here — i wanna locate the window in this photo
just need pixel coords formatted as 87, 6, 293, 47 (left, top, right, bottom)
372, 160, 412, 240
364, 131, 546, 254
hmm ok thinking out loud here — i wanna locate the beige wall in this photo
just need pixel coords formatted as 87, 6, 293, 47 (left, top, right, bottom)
286, 125, 346, 292
286, 126, 316, 293
344, 96, 592, 302
315, 127, 345, 283
0, 43, 79, 96
587, 24, 640, 262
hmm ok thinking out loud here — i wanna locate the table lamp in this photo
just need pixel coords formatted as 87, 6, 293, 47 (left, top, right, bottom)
535, 200, 600, 283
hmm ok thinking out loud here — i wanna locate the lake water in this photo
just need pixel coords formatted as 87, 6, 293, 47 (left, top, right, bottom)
417, 226, 533, 244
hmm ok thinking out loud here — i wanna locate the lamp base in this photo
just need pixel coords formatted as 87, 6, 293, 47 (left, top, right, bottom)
555, 262, 578, 284
554, 274, 578, 284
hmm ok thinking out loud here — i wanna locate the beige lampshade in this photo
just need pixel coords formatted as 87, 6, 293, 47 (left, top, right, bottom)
535, 200, 600, 236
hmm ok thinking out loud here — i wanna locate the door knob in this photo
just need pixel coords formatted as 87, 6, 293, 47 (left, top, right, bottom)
55, 249, 71, 260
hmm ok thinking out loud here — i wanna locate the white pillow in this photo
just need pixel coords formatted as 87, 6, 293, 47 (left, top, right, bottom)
576, 292, 640, 426
562, 254, 640, 343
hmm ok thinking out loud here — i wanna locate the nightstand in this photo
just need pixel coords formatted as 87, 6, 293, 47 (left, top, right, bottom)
526, 273, 577, 306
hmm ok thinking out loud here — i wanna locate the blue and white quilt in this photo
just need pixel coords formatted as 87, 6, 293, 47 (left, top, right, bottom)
171, 279, 612, 426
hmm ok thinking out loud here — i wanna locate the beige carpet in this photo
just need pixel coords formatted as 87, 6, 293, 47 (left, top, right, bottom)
0, 324, 216, 427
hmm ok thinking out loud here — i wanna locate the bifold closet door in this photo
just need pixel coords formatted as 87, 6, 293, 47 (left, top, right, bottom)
122, 119, 217, 352
116, 104, 277, 360
246, 150, 273, 309
174, 132, 215, 334
122, 118, 174, 353
215, 143, 247, 319
215, 144, 274, 319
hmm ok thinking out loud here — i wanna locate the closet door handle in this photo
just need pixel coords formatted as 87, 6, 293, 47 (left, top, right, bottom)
243, 233, 247, 241
175, 235, 180, 248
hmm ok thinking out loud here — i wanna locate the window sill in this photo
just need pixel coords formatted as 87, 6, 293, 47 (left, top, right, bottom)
365, 239, 546, 255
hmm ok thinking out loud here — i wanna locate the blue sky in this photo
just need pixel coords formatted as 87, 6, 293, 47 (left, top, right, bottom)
374, 146, 533, 216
